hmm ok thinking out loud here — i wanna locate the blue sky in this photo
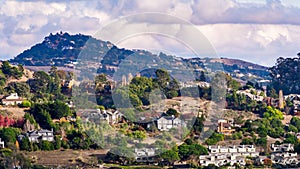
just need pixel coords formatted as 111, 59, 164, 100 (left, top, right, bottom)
0, 0, 300, 66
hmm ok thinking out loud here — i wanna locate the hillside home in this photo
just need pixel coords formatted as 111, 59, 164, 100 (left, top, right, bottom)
1, 93, 24, 106
271, 152, 298, 165
26, 129, 54, 143
236, 89, 264, 102
270, 144, 294, 152
0, 138, 4, 148
217, 119, 235, 135
134, 148, 156, 163
199, 145, 259, 167
156, 115, 186, 131
80, 109, 123, 125
255, 156, 270, 165
270, 144, 298, 165
285, 94, 300, 114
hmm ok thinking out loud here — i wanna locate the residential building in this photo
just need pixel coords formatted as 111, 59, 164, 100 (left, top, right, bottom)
255, 156, 270, 165
270, 144, 299, 166
157, 115, 186, 131
217, 119, 235, 135
271, 152, 298, 165
270, 144, 294, 152
134, 148, 156, 163
199, 153, 246, 167
0, 138, 4, 148
26, 129, 54, 143
80, 109, 123, 125
200, 145, 259, 167
1, 93, 24, 106
236, 89, 264, 102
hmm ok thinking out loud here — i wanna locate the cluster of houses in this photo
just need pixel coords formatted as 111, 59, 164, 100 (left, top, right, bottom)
269, 144, 298, 166
236, 89, 265, 102
199, 144, 299, 167
199, 145, 259, 167
80, 108, 187, 132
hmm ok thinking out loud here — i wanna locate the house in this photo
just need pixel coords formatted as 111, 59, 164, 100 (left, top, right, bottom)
270, 144, 294, 152
79, 109, 123, 125
199, 153, 246, 167
270, 144, 299, 166
26, 129, 54, 143
255, 156, 270, 165
200, 145, 259, 167
271, 152, 298, 165
134, 148, 156, 163
0, 138, 4, 148
217, 119, 235, 135
1, 93, 24, 106
156, 115, 186, 131
236, 89, 264, 102
285, 94, 300, 114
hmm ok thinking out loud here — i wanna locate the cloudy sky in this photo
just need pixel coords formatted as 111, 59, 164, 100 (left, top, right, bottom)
0, 0, 300, 66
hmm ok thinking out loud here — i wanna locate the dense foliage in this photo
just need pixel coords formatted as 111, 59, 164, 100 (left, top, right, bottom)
270, 56, 300, 94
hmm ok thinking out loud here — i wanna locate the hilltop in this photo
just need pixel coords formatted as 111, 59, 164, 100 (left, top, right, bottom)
10, 32, 270, 82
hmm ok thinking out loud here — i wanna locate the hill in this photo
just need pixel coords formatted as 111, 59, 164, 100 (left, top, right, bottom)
10, 32, 270, 82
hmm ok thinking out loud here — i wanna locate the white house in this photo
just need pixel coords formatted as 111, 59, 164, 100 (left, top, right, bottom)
0, 138, 4, 148
236, 89, 264, 102
200, 145, 260, 167
27, 129, 54, 143
270, 144, 294, 152
1, 93, 24, 106
157, 115, 186, 131
82, 109, 123, 125
134, 148, 156, 163
270, 144, 299, 166
271, 152, 298, 165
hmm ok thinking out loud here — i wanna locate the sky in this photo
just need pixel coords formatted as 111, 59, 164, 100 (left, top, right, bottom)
0, 0, 300, 66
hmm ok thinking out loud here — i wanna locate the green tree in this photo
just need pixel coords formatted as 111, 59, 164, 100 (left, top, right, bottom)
199, 71, 206, 82
0, 127, 21, 144
166, 108, 179, 117
263, 106, 284, 120
5, 82, 30, 98
39, 140, 54, 151
20, 137, 32, 151
48, 100, 71, 119
160, 147, 180, 165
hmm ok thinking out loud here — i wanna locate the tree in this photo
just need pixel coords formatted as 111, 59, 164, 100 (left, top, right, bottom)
205, 133, 224, 145
256, 137, 267, 147
178, 143, 208, 160
39, 140, 54, 151
160, 147, 180, 165
20, 137, 32, 151
263, 106, 284, 120
30, 71, 51, 93
269, 56, 300, 94
48, 100, 71, 119
166, 108, 179, 117
288, 124, 298, 133
21, 100, 32, 108
241, 138, 254, 145
5, 82, 30, 98
199, 71, 206, 82
0, 127, 21, 144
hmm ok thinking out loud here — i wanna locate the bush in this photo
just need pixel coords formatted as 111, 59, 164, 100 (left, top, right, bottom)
21, 100, 32, 108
